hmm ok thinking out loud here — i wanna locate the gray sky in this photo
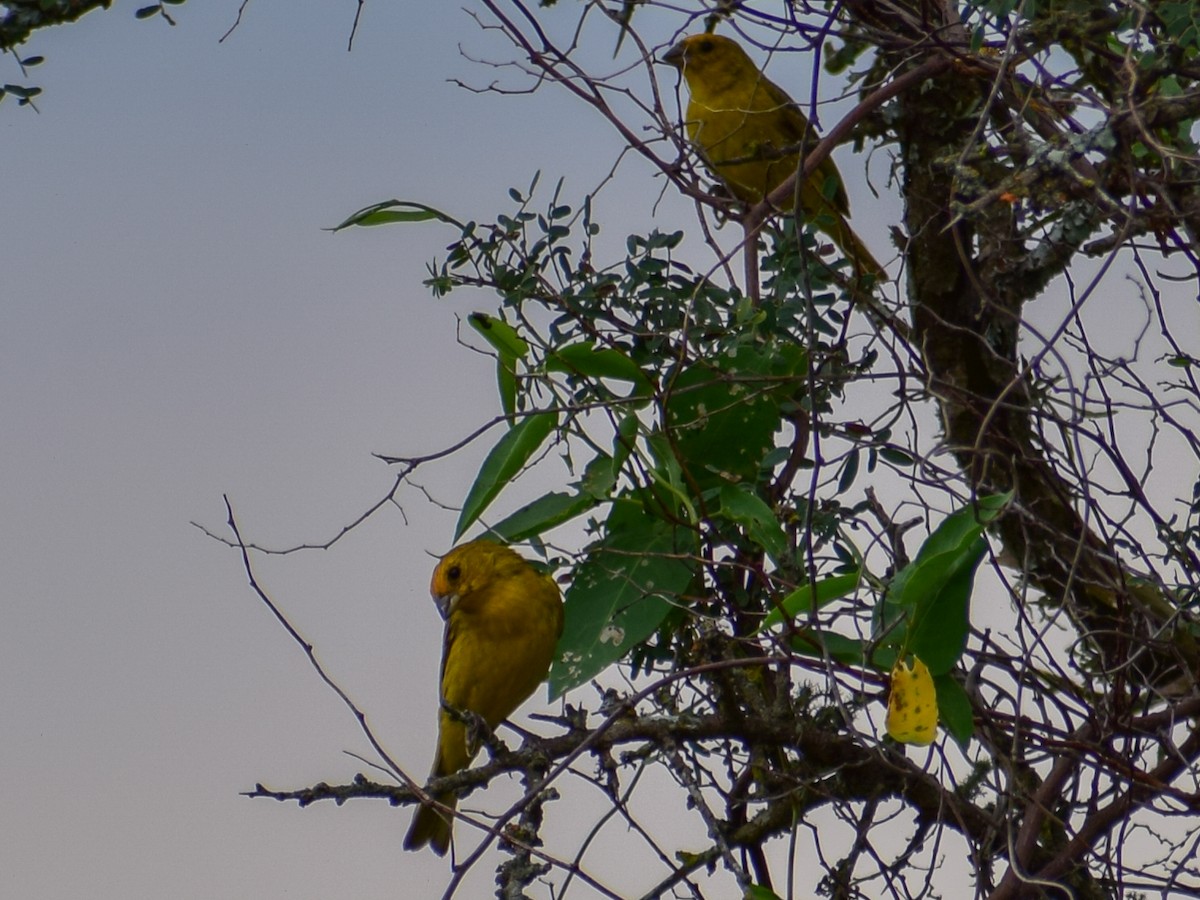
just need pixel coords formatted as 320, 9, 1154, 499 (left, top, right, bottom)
13, 2, 1196, 898
3, 4, 569, 897
2, 3, 906, 897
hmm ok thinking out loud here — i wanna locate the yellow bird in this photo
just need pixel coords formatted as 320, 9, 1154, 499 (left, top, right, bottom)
661, 33, 884, 279
403, 540, 564, 856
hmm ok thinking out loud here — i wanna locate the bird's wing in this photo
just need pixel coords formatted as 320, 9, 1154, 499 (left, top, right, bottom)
757, 77, 852, 214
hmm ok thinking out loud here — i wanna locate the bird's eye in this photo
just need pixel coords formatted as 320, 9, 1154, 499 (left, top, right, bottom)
446, 564, 461, 581
698, 39, 713, 53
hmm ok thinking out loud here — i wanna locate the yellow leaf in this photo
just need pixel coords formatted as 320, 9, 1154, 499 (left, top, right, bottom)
886, 655, 938, 745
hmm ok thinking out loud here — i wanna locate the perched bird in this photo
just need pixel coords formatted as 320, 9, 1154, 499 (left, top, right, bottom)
403, 540, 564, 856
661, 33, 885, 279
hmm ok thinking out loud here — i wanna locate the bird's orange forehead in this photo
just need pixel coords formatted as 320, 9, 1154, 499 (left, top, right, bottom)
430, 557, 453, 596
430, 546, 473, 598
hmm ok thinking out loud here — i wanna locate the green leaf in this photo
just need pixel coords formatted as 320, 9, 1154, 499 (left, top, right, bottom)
645, 432, 689, 510
718, 484, 788, 565
909, 539, 985, 673
745, 885, 784, 900
878, 492, 1011, 674
760, 569, 862, 632
468, 312, 529, 360
665, 343, 804, 492
495, 359, 518, 419
1160, 2, 1200, 45
2, 84, 40, 99
788, 629, 873, 667
878, 446, 916, 467
578, 451, 619, 500
487, 449, 619, 543
328, 200, 462, 232
612, 413, 638, 474
469, 314, 530, 419
546, 341, 654, 398
549, 498, 695, 697
837, 448, 860, 494
454, 412, 557, 540
934, 673, 974, 746
970, 24, 986, 54
909, 492, 1009, 564
486, 491, 596, 543
878, 547, 974, 671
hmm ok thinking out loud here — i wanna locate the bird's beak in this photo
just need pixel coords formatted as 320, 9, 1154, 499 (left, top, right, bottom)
660, 41, 685, 68
432, 591, 455, 621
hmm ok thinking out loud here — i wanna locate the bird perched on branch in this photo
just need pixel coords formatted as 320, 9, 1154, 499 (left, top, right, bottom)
403, 540, 564, 856
661, 32, 885, 279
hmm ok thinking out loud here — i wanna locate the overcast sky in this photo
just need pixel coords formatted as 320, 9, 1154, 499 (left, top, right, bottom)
2, 4, 909, 898
3, 4, 654, 897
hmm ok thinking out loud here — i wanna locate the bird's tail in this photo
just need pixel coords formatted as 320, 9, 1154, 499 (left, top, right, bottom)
824, 208, 886, 282
404, 793, 455, 856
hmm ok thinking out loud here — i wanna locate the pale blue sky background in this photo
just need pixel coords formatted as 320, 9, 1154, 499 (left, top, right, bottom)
8, 2, 1196, 898
1, 4, 673, 897
1, 3, 904, 898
